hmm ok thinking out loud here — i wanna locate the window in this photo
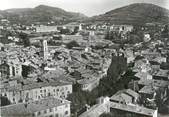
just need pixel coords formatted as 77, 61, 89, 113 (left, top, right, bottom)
49, 108, 53, 112
65, 111, 68, 115
44, 110, 47, 114
12, 66, 15, 76
37, 111, 41, 115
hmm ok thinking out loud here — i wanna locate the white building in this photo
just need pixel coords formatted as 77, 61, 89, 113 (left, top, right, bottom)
35, 25, 58, 33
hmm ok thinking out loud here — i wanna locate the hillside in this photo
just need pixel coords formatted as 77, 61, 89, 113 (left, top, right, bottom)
0, 5, 87, 24
88, 3, 169, 25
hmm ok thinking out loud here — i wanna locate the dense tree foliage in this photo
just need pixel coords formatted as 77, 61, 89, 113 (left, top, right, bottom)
0, 30, 14, 44
71, 27, 79, 35
105, 26, 144, 44
160, 62, 169, 70
107, 54, 127, 83
22, 65, 34, 77
67, 83, 98, 115
47, 40, 62, 46
0, 96, 11, 106
67, 55, 134, 115
18, 32, 30, 47
161, 25, 169, 38
66, 40, 80, 49
60, 28, 71, 34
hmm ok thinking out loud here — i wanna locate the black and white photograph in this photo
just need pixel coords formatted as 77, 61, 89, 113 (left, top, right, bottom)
0, 0, 169, 117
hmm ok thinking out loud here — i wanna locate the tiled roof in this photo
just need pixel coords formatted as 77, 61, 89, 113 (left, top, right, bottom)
79, 103, 109, 117
139, 85, 158, 94
77, 77, 99, 85
110, 89, 139, 103
1, 97, 70, 116
134, 72, 151, 79
110, 102, 157, 116
138, 79, 169, 88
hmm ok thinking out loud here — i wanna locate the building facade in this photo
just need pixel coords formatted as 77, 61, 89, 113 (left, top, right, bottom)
1, 82, 72, 104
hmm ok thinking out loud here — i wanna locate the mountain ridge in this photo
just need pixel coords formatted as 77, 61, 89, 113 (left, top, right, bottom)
0, 5, 87, 24
0, 3, 169, 25
88, 3, 169, 25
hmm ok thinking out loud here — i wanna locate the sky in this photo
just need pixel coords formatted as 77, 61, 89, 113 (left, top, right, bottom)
0, 0, 169, 16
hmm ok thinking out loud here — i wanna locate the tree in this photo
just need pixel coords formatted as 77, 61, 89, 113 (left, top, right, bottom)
19, 32, 30, 47
22, 65, 34, 77
72, 27, 79, 35
66, 40, 80, 49
107, 54, 127, 83
161, 25, 169, 38
135, 55, 144, 61
67, 82, 99, 114
60, 28, 71, 34
0, 96, 11, 106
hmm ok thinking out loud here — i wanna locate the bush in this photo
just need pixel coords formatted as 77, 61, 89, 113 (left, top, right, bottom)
66, 40, 80, 49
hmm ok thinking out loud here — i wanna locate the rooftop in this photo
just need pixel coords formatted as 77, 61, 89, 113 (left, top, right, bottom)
110, 102, 157, 116
134, 72, 152, 80
138, 79, 169, 88
110, 89, 139, 103
2, 77, 72, 92
139, 85, 158, 94
1, 97, 70, 116
77, 77, 99, 85
153, 69, 169, 78
79, 102, 109, 117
